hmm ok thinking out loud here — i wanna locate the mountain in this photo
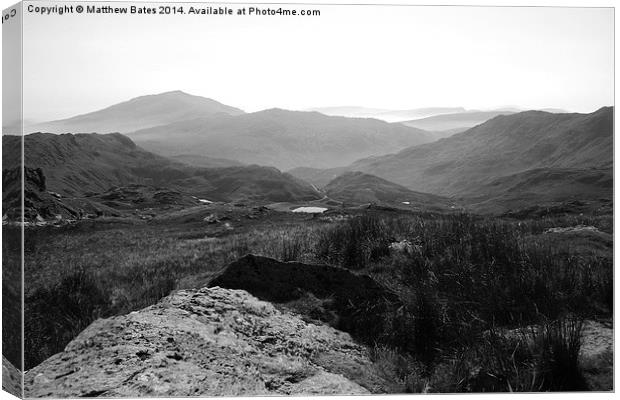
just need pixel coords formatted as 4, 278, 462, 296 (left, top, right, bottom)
347, 107, 613, 205
294, 107, 613, 212
324, 171, 452, 209
27, 91, 244, 134
309, 106, 466, 122
4, 132, 182, 196
2, 133, 320, 205
401, 110, 517, 132
128, 109, 434, 170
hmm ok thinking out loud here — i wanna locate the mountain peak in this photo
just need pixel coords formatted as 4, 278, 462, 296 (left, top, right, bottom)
128, 90, 211, 102
29, 92, 244, 134
160, 90, 188, 95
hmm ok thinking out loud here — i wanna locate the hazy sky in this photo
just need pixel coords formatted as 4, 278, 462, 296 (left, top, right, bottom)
20, 2, 614, 121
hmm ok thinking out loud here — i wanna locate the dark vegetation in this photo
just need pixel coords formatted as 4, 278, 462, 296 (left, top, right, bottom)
309, 213, 611, 391
22, 208, 612, 391
3, 226, 23, 370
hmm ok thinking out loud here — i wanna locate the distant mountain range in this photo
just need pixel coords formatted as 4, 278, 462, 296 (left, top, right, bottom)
290, 107, 613, 212
27, 91, 244, 134
28, 92, 437, 170
127, 108, 434, 170
307, 106, 467, 123
16, 90, 610, 214
308, 105, 567, 126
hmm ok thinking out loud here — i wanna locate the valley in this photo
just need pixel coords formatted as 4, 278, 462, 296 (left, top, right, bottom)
4, 91, 614, 395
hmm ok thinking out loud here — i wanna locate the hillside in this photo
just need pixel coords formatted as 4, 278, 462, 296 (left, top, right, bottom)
324, 171, 452, 209
27, 91, 244, 134
2, 166, 81, 221
187, 166, 321, 203
169, 154, 243, 169
350, 107, 612, 198
466, 167, 612, 214
128, 109, 434, 170
4, 132, 184, 196
2, 133, 320, 209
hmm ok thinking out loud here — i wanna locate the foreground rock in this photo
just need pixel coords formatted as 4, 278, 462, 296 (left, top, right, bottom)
580, 320, 614, 390
209, 255, 403, 345
25, 287, 390, 397
2, 356, 21, 397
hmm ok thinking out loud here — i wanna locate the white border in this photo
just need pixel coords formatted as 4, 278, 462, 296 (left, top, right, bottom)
0, 1, 616, 400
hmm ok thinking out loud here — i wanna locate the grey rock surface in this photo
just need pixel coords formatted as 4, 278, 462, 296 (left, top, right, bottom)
2, 356, 22, 397
25, 287, 387, 397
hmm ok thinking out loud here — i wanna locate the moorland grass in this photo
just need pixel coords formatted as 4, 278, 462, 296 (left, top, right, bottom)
21, 211, 612, 391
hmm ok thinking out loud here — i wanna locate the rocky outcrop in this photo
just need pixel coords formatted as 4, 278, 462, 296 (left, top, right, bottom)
2, 166, 79, 222
2, 356, 21, 397
580, 320, 614, 391
25, 287, 390, 397
209, 255, 403, 345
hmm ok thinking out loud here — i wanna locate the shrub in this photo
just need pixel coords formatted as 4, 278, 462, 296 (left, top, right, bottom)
3, 226, 23, 370
369, 345, 429, 393
427, 316, 587, 392
25, 269, 108, 369
528, 316, 586, 391
315, 215, 390, 269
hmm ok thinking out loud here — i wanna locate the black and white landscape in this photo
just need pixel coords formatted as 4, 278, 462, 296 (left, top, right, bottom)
2, 3, 614, 397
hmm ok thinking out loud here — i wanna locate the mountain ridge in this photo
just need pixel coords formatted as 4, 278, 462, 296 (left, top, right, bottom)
128, 108, 434, 170
27, 91, 244, 134
290, 107, 613, 213
349, 107, 613, 195
2, 132, 320, 204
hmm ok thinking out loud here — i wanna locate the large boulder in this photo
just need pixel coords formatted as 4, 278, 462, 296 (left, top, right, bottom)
208, 255, 403, 346
25, 287, 389, 397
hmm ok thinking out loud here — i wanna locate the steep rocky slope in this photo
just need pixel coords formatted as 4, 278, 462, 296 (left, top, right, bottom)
352, 107, 612, 196
2, 133, 320, 204
25, 287, 388, 397
292, 107, 612, 193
